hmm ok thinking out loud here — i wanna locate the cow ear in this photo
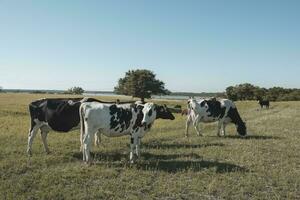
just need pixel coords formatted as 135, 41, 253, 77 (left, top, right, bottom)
158, 105, 164, 112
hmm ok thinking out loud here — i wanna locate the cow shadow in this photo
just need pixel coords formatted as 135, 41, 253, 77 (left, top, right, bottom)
136, 159, 249, 173
71, 152, 248, 173
142, 142, 225, 149
220, 135, 282, 140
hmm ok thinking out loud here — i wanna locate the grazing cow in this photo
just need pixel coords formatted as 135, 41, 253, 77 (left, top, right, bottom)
27, 97, 131, 156
80, 102, 175, 163
257, 98, 270, 109
186, 97, 246, 137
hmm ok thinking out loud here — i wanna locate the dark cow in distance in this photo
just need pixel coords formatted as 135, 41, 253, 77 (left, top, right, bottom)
186, 97, 247, 137
27, 97, 134, 156
80, 102, 175, 163
257, 97, 270, 109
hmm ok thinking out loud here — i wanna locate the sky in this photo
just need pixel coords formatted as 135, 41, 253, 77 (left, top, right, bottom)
0, 0, 299, 92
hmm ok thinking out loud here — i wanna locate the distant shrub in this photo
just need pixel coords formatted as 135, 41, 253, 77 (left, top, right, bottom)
65, 87, 84, 95
32, 90, 47, 94
226, 83, 300, 101
174, 105, 182, 109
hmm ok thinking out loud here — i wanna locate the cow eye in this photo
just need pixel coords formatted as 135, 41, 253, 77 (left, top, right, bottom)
148, 109, 152, 116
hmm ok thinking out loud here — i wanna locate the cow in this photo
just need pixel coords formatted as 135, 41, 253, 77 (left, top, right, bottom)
257, 97, 270, 109
79, 102, 175, 163
27, 97, 133, 156
185, 97, 247, 137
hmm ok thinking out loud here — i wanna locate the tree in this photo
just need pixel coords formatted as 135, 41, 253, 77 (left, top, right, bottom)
236, 83, 256, 100
66, 86, 84, 95
114, 69, 170, 101
225, 86, 238, 101
0, 86, 2, 92
226, 83, 300, 101
254, 87, 268, 100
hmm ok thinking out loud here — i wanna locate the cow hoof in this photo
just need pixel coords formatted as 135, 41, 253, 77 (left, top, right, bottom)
84, 161, 92, 166
130, 154, 138, 164
45, 151, 51, 155
129, 158, 136, 164
27, 149, 32, 157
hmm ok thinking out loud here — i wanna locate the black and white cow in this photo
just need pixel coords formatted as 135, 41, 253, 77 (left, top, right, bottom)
27, 97, 130, 156
80, 102, 175, 163
186, 97, 247, 137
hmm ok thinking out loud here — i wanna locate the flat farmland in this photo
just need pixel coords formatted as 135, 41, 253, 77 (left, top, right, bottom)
0, 93, 299, 199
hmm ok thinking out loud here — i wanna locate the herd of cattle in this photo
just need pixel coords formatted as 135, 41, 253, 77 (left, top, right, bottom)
26, 97, 267, 163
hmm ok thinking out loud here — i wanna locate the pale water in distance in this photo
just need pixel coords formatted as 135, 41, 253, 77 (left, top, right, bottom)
83, 92, 204, 100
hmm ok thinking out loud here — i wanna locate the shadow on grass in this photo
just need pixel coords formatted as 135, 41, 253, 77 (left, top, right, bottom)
220, 135, 283, 140
72, 152, 248, 173
71, 152, 201, 162
136, 159, 249, 173
142, 142, 225, 149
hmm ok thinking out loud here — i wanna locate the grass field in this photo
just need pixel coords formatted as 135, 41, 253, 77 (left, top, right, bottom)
0, 93, 299, 200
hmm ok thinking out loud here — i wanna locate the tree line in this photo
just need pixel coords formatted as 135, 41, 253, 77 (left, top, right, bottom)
226, 83, 300, 101
1, 70, 299, 102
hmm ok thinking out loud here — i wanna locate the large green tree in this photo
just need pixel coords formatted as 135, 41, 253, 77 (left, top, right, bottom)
114, 69, 170, 101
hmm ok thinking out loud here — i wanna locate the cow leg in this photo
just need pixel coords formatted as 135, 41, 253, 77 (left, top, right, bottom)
83, 126, 95, 164
130, 134, 138, 163
80, 128, 83, 152
130, 136, 134, 163
194, 123, 202, 136
217, 121, 222, 137
192, 115, 202, 136
135, 137, 141, 158
221, 123, 226, 136
27, 122, 41, 156
94, 131, 101, 147
40, 130, 50, 154
185, 115, 192, 137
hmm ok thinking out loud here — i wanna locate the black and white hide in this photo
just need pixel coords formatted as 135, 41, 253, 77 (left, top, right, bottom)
27, 97, 123, 156
79, 102, 175, 163
186, 97, 247, 137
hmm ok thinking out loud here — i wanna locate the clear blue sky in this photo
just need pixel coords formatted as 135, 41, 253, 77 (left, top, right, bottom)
0, 0, 299, 92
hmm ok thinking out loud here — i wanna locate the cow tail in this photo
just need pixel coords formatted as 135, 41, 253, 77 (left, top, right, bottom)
79, 104, 85, 149
28, 102, 40, 132
28, 103, 35, 133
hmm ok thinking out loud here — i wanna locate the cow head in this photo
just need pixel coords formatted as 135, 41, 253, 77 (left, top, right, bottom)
141, 103, 175, 128
187, 97, 197, 111
237, 121, 247, 136
155, 104, 175, 120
